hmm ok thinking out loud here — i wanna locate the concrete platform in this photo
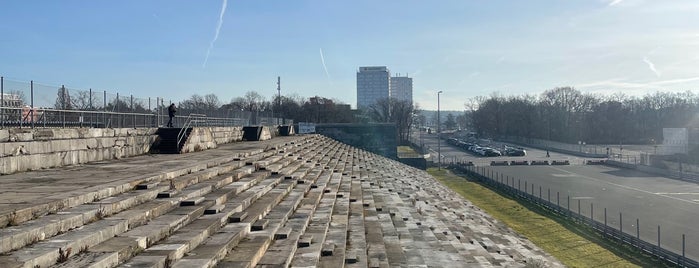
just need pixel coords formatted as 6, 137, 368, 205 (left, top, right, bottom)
0, 134, 562, 268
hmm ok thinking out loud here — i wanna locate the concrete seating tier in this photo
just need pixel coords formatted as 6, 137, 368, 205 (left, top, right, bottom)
0, 134, 562, 268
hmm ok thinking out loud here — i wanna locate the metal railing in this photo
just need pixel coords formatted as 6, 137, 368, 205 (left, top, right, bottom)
177, 113, 207, 147
449, 163, 698, 267
0, 76, 291, 129
0, 106, 252, 129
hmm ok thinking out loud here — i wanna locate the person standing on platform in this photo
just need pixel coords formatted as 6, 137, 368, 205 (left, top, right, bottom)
167, 103, 177, 127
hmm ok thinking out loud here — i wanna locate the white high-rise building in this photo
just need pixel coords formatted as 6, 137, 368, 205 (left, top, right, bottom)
356, 66, 390, 109
390, 74, 413, 104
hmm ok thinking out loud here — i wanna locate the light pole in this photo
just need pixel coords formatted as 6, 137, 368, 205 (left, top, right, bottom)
437, 90, 443, 170
277, 76, 281, 125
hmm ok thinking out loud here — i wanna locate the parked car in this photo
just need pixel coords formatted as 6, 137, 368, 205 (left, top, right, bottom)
505, 147, 526, 156
483, 148, 502, 157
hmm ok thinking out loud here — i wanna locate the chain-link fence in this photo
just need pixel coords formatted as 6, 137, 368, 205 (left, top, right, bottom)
0, 76, 290, 128
451, 163, 698, 267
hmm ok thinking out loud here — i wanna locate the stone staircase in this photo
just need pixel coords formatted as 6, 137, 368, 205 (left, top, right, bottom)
155, 128, 193, 154
0, 134, 561, 268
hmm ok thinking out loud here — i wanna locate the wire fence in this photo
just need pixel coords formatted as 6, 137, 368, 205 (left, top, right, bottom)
449, 162, 698, 267
0, 76, 290, 128
495, 135, 699, 183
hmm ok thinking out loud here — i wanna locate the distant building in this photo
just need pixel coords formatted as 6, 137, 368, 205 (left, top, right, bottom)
662, 128, 693, 154
390, 74, 413, 104
1, 93, 23, 107
356, 66, 390, 109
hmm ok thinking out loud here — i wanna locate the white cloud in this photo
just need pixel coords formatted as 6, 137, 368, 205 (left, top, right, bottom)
651, 76, 699, 85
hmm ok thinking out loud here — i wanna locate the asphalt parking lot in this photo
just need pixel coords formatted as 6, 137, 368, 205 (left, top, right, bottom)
418, 133, 699, 261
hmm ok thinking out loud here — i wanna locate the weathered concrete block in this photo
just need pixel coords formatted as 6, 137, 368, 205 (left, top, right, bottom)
77, 128, 103, 138
8, 129, 33, 142
0, 129, 9, 142
114, 128, 129, 137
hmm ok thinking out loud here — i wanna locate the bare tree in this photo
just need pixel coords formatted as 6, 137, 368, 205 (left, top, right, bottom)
54, 87, 72, 110
70, 91, 98, 110
368, 98, 416, 144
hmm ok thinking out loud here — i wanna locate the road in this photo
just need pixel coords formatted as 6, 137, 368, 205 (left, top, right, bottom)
418, 133, 699, 261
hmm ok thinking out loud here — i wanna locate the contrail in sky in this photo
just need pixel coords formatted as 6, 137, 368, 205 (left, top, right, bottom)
643, 56, 661, 77
608, 0, 624, 6
319, 48, 333, 84
203, 0, 228, 68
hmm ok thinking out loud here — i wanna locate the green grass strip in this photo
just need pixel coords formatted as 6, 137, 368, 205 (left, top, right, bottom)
428, 168, 672, 268
397, 146, 420, 157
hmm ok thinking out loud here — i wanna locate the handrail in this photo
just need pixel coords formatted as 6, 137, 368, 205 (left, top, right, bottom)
177, 113, 207, 149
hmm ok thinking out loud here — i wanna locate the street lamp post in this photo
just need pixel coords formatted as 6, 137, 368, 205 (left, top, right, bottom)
438, 90, 443, 170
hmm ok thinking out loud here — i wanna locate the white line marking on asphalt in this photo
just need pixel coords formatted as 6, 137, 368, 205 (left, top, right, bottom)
549, 166, 699, 205
571, 196, 594, 200
654, 193, 699, 195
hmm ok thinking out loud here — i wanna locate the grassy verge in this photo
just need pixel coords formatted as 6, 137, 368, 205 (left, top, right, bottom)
397, 146, 420, 157
428, 168, 672, 268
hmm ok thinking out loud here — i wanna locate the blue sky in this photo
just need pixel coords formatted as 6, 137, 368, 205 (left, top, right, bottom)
1, 0, 699, 110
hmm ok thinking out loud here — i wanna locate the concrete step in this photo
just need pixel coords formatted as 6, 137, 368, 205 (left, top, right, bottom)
0, 185, 169, 254
218, 165, 337, 268
0, 148, 308, 268
1, 135, 565, 268
164, 168, 310, 267
117, 150, 312, 268
289, 172, 344, 267
318, 171, 352, 268
0, 140, 292, 253
83, 145, 315, 268
217, 146, 343, 268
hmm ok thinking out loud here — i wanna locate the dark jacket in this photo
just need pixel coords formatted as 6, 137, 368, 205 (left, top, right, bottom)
168, 105, 176, 117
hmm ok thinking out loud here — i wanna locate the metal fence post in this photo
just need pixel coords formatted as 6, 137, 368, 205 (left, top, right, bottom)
539, 186, 541, 199
567, 195, 570, 214
604, 208, 607, 228
1, 76, 3, 128
657, 225, 661, 249
103, 90, 107, 128
547, 188, 550, 202
682, 234, 685, 265
525, 181, 527, 194
636, 218, 639, 240
30, 81, 34, 128
116, 93, 120, 128
130, 94, 134, 128
89, 88, 93, 127
590, 203, 593, 222
619, 212, 623, 233
578, 199, 581, 215
557, 192, 559, 207
61, 85, 66, 128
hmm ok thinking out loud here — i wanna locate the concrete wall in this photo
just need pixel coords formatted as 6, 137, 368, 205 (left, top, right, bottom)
180, 127, 244, 153
315, 123, 397, 159
0, 128, 158, 174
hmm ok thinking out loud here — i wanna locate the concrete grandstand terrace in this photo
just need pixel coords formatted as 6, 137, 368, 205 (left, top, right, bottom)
0, 133, 561, 267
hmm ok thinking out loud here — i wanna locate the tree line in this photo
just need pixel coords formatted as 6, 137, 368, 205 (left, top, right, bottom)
469, 87, 699, 145
50, 87, 418, 144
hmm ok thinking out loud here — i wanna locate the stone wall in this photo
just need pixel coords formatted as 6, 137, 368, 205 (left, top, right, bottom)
180, 127, 244, 153
315, 123, 397, 159
0, 128, 158, 174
